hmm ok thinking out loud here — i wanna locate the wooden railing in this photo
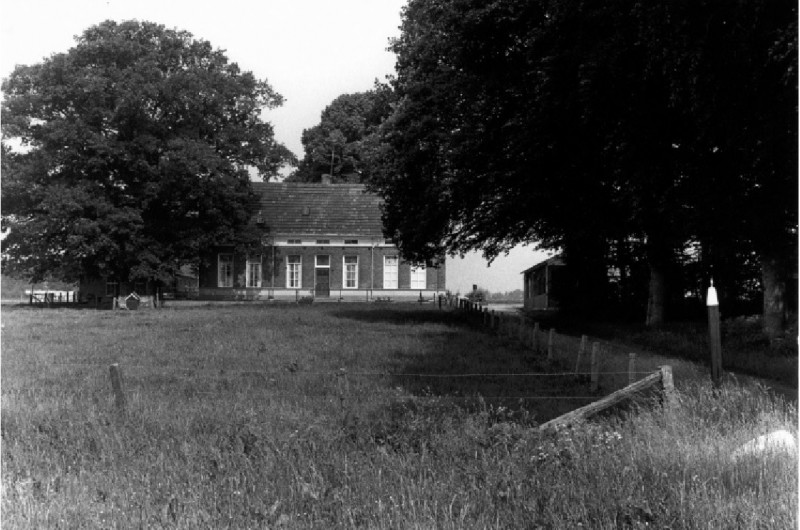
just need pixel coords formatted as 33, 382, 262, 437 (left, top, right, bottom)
539, 365, 676, 431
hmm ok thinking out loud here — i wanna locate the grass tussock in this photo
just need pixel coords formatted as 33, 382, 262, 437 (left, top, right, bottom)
2, 303, 796, 528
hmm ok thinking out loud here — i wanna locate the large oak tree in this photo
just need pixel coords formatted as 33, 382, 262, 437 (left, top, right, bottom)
2, 20, 291, 285
371, 0, 796, 333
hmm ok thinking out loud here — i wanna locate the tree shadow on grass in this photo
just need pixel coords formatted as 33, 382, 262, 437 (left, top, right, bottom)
329, 305, 468, 327
332, 306, 598, 424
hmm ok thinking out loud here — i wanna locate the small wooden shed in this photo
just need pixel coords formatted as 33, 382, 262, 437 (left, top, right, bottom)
522, 256, 565, 310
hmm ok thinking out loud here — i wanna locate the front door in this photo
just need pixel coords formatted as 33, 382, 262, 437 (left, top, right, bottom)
315, 268, 330, 297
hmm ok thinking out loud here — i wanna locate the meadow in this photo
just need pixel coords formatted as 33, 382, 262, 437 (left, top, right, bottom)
2, 303, 797, 528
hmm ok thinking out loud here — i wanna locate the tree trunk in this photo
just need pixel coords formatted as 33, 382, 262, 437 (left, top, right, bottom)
561, 234, 609, 316
646, 263, 666, 327
645, 231, 671, 327
761, 254, 786, 342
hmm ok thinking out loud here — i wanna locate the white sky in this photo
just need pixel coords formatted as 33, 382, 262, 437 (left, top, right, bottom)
0, 0, 551, 292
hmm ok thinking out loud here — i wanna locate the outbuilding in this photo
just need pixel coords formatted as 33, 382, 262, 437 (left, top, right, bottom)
522, 255, 564, 310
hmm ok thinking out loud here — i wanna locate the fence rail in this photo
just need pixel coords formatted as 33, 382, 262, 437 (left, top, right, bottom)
539, 365, 675, 430
25, 290, 78, 304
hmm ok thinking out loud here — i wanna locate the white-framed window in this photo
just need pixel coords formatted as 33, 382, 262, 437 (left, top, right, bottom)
384, 256, 398, 289
246, 255, 262, 288
286, 255, 301, 288
105, 281, 118, 296
315, 255, 330, 268
343, 256, 358, 289
410, 265, 427, 289
218, 254, 233, 287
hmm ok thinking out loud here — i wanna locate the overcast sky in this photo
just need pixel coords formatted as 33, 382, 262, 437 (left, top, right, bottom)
0, 0, 551, 292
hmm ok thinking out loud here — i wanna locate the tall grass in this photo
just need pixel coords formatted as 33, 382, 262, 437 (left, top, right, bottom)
2, 303, 796, 528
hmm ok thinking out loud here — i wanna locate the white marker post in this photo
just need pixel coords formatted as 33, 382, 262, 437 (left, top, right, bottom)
707, 280, 723, 388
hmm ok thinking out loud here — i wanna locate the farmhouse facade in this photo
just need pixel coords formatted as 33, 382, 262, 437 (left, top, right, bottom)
198, 182, 446, 301
522, 255, 564, 310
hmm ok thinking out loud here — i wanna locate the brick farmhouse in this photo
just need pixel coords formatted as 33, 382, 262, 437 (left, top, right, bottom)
198, 181, 446, 301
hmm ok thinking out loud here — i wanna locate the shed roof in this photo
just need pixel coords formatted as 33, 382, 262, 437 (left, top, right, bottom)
251, 182, 385, 237
521, 255, 564, 275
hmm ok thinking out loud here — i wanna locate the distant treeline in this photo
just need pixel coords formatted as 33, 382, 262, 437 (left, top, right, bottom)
459, 288, 523, 302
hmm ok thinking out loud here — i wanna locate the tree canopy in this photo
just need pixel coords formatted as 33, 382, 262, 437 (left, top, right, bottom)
370, 0, 797, 328
1, 20, 292, 284
287, 87, 393, 183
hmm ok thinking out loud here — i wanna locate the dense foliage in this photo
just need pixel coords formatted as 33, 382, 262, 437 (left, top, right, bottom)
369, 0, 797, 330
1, 20, 291, 284
287, 87, 393, 183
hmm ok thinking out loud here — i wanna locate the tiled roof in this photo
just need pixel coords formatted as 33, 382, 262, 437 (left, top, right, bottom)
251, 182, 385, 237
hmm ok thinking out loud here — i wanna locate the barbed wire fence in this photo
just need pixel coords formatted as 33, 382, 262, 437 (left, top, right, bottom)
449, 297, 672, 385
4, 298, 675, 425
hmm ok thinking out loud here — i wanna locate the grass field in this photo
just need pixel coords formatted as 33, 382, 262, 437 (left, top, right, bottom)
2, 303, 797, 528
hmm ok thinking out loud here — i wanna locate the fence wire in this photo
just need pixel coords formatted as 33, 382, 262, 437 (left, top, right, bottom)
23, 363, 654, 378
4, 302, 669, 408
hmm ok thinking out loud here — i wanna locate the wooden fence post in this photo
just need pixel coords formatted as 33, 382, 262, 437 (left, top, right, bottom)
109, 363, 126, 411
661, 365, 676, 408
575, 335, 587, 378
338, 367, 350, 409
590, 342, 600, 392
628, 353, 637, 385
547, 328, 555, 361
